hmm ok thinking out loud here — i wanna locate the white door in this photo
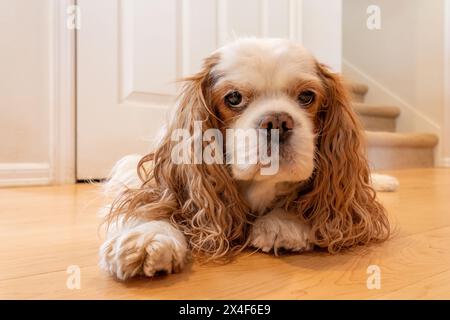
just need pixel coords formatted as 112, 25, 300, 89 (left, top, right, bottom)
77, 0, 341, 180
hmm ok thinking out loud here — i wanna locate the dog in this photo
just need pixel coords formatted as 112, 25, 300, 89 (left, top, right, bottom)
99, 38, 396, 280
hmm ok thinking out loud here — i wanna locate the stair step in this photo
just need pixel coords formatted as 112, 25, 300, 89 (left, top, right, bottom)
366, 131, 438, 170
353, 103, 400, 132
348, 82, 368, 103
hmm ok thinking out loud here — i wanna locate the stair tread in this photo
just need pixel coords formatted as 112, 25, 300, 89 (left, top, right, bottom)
353, 103, 400, 118
348, 82, 369, 95
366, 131, 439, 148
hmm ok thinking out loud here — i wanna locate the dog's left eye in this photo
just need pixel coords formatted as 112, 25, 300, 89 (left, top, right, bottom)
298, 90, 315, 107
224, 91, 243, 108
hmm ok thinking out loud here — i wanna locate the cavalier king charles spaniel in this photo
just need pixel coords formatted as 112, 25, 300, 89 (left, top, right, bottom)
99, 38, 396, 280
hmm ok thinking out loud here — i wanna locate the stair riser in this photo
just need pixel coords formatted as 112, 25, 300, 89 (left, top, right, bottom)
367, 147, 434, 170
359, 115, 396, 132
351, 92, 365, 103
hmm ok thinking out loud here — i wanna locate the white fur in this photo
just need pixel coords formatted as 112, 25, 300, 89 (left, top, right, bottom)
99, 220, 188, 280
214, 38, 318, 91
249, 208, 312, 254
214, 39, 318, 183
239, 179, 279, 213
99, 155, 188, 280
231, 96, 316, 183
102, 154, 142, 198
98, 154, 143, 220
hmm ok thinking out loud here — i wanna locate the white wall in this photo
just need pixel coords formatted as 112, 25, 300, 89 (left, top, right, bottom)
0, 0, 53, 185
342, 0, 447, 164
0, 0, 51, 163
0, 0, 75, 186
302, 0, 342, 71
444, 0, 450, 167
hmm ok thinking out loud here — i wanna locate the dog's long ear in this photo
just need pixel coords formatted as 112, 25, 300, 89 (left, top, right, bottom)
298, 63, 390, 253
136, 54, 249, 260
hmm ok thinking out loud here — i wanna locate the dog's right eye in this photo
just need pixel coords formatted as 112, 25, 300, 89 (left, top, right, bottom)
298, 90, 315, 108
224, 91, 243, 107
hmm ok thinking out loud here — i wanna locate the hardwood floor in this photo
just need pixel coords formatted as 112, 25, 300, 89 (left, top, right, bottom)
1, 168, 450, 299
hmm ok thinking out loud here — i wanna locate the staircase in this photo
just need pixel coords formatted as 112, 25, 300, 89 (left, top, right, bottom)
349, 83, 439, 170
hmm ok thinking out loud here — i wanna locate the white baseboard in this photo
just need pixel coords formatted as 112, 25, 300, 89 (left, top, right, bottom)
0, 163, 51, 187
437, 158, 450, 168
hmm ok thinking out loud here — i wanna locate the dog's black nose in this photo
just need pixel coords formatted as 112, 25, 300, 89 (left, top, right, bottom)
259, 112, 294, 142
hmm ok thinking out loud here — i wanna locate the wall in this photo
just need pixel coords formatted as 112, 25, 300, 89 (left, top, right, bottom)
302, 0, 342, 71
0, 0, 75, 186
342, 0, 447, 164
0, 0, 51, 162
0, 0, 53, 185
444, 0, 450, 166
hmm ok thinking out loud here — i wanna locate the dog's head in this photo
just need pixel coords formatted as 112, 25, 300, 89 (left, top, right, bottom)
211, 39, 316, 183
119, 38, 389, 258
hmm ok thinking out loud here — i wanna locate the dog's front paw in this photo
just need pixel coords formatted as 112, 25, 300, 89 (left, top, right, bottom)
249, 208, 312, 254
99, 221, 188, 280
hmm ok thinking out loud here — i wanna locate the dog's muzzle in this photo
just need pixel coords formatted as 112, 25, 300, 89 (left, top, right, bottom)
258, 112, 294, 143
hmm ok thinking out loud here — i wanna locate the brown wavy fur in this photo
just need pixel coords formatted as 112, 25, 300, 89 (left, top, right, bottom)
291, 63, 390, 252
106, 55, 390, 260
107, 55, 251, 261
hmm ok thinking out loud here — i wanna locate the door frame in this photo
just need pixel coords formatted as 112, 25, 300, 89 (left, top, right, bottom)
50, 0, 77, 184
443, 0, 450, 167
